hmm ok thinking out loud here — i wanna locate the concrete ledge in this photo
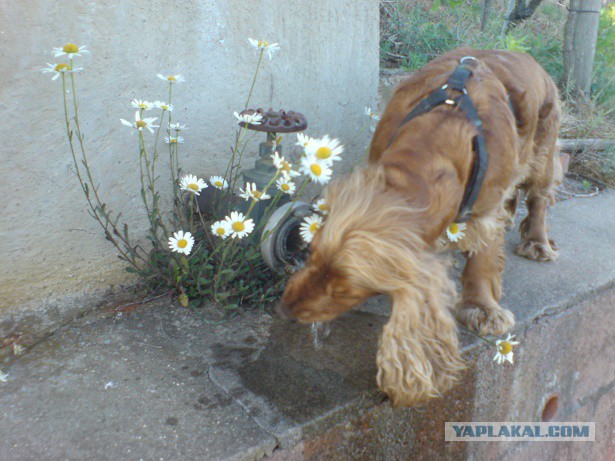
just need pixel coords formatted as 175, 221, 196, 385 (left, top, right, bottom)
0, 191, 613, 460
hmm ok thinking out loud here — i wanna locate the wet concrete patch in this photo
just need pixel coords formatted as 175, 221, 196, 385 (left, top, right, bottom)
209, 311, 387, 436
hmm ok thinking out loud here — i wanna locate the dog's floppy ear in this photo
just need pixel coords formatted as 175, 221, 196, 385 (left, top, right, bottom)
376, 253, 465, 406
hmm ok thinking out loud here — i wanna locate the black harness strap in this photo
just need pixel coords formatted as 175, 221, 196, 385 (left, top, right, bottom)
388, 58, 488, 223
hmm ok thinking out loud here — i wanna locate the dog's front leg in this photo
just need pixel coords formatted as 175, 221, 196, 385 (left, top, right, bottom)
456, 228, 515, 336
376, 254, 465, 407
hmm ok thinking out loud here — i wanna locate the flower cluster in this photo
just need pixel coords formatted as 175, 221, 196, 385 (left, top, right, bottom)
42, 43, 88, 81
210, 212, 255, 240
296, 134, 343, 185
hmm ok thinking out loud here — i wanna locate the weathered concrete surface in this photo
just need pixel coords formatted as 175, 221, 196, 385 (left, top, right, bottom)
0, 0, 379, 338
0, 191, 613, 460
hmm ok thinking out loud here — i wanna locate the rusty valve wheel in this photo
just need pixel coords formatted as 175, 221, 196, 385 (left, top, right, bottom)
237, 108, 308, 133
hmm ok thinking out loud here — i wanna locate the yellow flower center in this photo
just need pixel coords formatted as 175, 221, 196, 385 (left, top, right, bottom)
253, 190, 262, 199
318, 203, 329, 212
449, 223, 459, 234
177, 239, 188, 248
63, 43, 79, 54
55, 63, 70, 72
258, 41, 269, 47
167, 76, 176, 81
316, 146, 332, 159
309, 222, 320, 233
281, 161, 292, 173
161, 104, 169, 110
138, 103, 148, 109
281, 183, 290, 191
169, 138, 178, 143
310, 163, 322, 176
215, 181, 223, 187
187, 183, 199, 191
136, 120, 147, 129
498, 341, 513, 355
233, 221, 245, 232
216, 227, 226, 236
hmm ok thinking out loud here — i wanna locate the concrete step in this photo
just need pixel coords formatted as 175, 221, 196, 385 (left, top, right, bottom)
1, 191, 614, 460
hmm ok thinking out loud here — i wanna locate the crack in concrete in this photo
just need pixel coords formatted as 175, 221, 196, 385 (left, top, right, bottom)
206, 364, 282, 452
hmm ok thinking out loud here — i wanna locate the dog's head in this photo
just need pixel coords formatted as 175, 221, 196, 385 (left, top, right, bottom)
279, 166, 411, 323
279, 231, 376, 322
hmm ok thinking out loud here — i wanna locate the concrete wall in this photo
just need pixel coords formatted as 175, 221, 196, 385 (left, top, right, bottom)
0, 1, 379, 334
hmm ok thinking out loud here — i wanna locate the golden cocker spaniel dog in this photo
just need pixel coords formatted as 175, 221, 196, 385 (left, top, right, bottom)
280, 48, 562, 406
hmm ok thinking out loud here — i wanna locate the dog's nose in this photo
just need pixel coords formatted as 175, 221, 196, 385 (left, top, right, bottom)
276, 301, 295, 321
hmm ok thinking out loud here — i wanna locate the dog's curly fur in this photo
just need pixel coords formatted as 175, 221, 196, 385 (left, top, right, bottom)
280, 48, 562, 407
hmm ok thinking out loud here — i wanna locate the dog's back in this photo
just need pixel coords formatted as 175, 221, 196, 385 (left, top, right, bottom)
371, 47, 559, 163
369, 48, 561, 238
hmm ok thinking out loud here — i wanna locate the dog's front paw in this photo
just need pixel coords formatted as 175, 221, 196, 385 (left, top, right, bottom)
457, 303, 515, 336
515, 239, 558, 262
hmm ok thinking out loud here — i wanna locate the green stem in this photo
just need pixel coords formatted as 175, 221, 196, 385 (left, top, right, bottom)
458, 324, 496, 346
61, 74, 147, 271
140, 131, 171, 240
244, 49, 264, 110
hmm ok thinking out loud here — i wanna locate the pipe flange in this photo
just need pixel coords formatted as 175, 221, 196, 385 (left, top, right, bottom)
260, 201, 311, 273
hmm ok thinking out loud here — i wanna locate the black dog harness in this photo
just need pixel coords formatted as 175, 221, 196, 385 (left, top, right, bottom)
389, 57, 488, 223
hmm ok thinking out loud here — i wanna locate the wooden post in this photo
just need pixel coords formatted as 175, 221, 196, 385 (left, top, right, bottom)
562, 0, 603, 98
480, 0, 493, 31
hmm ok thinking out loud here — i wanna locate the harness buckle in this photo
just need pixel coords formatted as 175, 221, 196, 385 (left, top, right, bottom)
460, 56, 478, 64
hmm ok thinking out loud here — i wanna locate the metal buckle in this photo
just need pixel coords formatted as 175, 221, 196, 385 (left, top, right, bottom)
460, 56, 478, 64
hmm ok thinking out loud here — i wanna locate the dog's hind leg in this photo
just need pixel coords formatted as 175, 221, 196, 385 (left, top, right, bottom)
457, 227, 515, 336
515, 99, 562, 262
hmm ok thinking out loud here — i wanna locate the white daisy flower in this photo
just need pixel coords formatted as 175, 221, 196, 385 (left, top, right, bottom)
239, 182, 271, 201
165, 136, 184, 144
157, 74, 185, 83
300, 214, 324, 244
225, 212, 255, 239
154, 100, 173, 111
275, 157, 301, 179
234, 111, 263, 125
296, 133, 314, 149
446, 222, 467, 242
168, 230, 195, 255
41, 63, 82, 80
120, 111, 159, 134
493, 333, 520, 365
312, 198, 330, 215
210, 220, 232, 239
271, 151, 287, 170
307, 135, 344, 162
131, 99, 154, 111
364, 107, 381, 121
247, 38, 280, 60
210, 176, 229, 190
169, 122, 188, 132
0, 369, 8, 382
180, 174, 207, 195
52, 43, 90, 58
276, 176, 296, 195
300, 155, 333, 185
